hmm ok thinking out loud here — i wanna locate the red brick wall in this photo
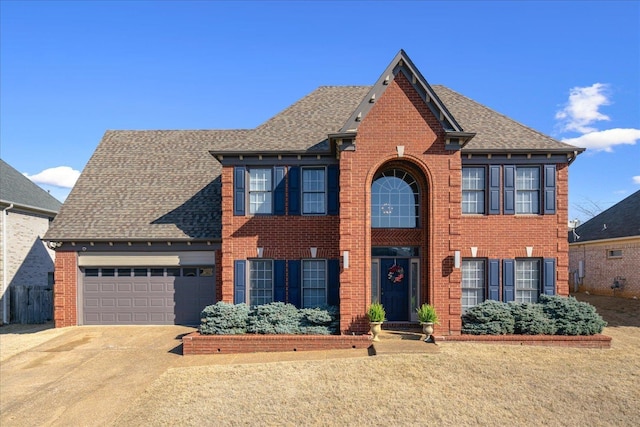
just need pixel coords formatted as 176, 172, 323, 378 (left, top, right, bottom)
54, 250, 78, 327
338, 72, 462, 335
459, 163, 570, 297
219, 166, 341, 304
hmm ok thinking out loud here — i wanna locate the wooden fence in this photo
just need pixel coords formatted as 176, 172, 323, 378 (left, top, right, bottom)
10, 285, 53, 324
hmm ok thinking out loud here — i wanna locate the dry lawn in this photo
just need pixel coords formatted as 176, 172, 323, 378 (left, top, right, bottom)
117, 294, 640, 426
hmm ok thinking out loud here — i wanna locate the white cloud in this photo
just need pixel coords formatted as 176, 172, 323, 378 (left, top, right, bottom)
555, 83, 611, 133
24, 166, 80, 188
561, 128, 640, 152
633, 176, 640, 185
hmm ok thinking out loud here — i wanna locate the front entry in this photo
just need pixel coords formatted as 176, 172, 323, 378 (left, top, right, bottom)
380, 258, 410, 321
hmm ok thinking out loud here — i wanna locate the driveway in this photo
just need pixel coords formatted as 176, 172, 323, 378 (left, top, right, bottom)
0, 325, 194, 427
0, 325, 369, 426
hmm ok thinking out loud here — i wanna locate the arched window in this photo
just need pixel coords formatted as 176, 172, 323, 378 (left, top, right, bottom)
371, 169, 419, 228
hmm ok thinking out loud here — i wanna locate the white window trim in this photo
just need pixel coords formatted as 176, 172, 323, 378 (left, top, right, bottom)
248, 168, 274, 215
248, 259, 274, 306
301, 259, 328, 308
301, 166, 327, 216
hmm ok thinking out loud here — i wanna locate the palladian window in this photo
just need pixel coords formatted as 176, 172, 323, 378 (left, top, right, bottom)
371, 169, 419, 228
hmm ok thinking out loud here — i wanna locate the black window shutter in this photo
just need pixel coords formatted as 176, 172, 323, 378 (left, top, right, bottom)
274, 260, 286, 302
504, 165, 515, 215
234, 260, 246, 304
489, 165, 501, 214
327, 259, 340, 306
502, 259, 515, 302
488, 259, 500, 301
287, 260, 301, 307
543, 258, 556, 295
327, 165, 339, 215
274, 167, 286, 215
234, 167, 245, 216
544, 165, 556, 214
288, 167, 300, 215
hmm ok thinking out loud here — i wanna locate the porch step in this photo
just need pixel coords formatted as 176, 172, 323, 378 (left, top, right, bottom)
382, 322, 422, 332
370, 328, 439, 355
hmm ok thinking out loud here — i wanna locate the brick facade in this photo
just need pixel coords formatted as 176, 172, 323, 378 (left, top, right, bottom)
53, 250, 78, 327
569, 238, 640, 298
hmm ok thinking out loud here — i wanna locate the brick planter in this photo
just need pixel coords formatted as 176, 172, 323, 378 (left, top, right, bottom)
182, 332, 372, 355
438, 334, 611, 348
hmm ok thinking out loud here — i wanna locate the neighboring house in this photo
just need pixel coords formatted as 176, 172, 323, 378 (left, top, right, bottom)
1, 159, 62, 324
569, 190, 640, 298
45, 50, 584, 335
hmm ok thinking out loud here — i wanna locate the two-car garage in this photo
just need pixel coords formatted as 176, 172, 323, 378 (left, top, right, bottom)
78, 251, 216, 326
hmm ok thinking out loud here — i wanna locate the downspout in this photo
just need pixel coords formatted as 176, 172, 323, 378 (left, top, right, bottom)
2, 203, 14, 324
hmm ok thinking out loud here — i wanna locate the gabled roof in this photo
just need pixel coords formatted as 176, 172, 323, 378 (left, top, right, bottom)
0, 159, 62, 214
46, 50, 584, 242
569, 190, 640, 244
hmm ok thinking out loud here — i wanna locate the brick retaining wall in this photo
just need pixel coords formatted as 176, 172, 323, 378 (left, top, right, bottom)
182, 333, 372, 355
439, 334, 611, 348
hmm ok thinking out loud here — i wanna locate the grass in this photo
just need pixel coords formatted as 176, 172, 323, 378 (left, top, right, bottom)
116, 294, 640, 426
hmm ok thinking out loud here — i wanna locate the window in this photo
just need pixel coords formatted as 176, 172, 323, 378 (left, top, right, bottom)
462, 260, 486, 311
516, 167, 540, 214
515, 259, 540, 303
607, 249, 623, 258
462, 167, 485, 214
249, 260, 273, 306
302, 167, 326, 214
302, 260, 327, 307
248, 169, 273, 214
371, 169, 419, 228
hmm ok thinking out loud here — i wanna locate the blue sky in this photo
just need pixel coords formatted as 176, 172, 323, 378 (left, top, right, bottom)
1, 1, 639, 223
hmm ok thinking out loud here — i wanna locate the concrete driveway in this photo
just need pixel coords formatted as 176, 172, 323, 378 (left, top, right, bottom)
0, 325, 194, 426
0, 325, 369, 426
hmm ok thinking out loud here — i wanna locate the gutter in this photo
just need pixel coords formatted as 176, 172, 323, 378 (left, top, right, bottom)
0, 199, 60, 217
2, 203, 14, 324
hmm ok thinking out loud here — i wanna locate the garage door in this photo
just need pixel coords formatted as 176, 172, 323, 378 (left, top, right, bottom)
82, 266, 215, 325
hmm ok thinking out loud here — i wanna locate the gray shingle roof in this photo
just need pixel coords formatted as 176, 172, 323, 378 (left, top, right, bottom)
0, 159, 62, 213
433, 86, 581, 152
569, 190, 640, 243
45, 70, 583, 241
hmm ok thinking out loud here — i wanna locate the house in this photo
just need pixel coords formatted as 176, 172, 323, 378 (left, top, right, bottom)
45, 50, 584, 335
1, 159, 62, 324
569, 190, 640, 298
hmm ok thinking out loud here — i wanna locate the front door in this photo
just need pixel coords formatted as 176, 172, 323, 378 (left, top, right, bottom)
380, 258, 410, 321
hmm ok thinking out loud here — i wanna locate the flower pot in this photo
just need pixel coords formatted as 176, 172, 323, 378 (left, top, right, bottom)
370, 321, 383, 342
421, 322, 434, 342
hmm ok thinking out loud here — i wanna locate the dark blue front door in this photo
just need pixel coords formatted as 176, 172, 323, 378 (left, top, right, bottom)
380, 258, 410, 321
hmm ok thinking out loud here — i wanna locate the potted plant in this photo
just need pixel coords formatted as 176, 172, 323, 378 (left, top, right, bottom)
417, 303, 439, 342
367, 302, 386, 342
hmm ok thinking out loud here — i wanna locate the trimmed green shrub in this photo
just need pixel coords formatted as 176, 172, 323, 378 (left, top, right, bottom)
462, 300, 515, 335
199, 302, 249, 335
247, 302, 302, 334
540, 295, 607, 335
200, 302, 340, 335
461, 296, 607, 336
510, 302, 557, 335
300, 305, 339, 335
367, 302, 386, 322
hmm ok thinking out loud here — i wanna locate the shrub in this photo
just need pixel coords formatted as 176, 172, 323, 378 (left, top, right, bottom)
510, 302, 557, 335
300, 305, 339, 335
540, 295, 607, 335
199, 302, 249, 335
247, 302, 302, 334
461, 300, 515, 335
461, 296, 607, 336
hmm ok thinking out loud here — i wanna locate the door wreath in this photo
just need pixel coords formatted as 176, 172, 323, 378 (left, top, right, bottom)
387, 264, 404, 283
